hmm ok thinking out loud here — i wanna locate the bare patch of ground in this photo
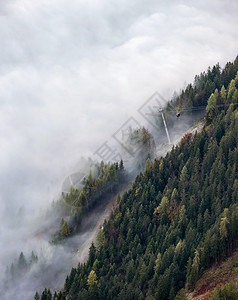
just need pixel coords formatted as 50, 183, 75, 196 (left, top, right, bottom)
189, 250, 238, 299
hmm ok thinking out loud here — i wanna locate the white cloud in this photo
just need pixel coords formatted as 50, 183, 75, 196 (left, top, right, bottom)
1, 0, 238, 223
0, 0, 238, 297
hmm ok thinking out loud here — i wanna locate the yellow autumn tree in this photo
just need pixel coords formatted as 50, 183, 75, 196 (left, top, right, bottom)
87, 270, 97, 287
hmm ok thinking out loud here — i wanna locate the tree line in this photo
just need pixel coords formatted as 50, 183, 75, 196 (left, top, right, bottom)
36, 56, 238, 299
52, 160, 126, 242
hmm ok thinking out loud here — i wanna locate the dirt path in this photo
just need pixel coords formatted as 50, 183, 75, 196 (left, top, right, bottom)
76, 197, 116, 262
76, 184, 131, 263
173, 119, 205, 146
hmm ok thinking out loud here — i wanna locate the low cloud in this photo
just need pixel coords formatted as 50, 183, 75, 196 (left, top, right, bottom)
0, 0, 238, 298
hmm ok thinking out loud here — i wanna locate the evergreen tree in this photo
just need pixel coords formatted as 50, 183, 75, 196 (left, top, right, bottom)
60, 220, 70, 237
96, 229, 105, 247
18, 252, 27, 271
220, 85, 227, 103
34, 292, 40, 300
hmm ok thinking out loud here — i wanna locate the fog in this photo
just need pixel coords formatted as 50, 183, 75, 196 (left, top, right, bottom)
0, 0, 238, 298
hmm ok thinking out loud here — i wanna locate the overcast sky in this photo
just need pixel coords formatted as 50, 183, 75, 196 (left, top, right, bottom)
0, 1, 238, 298
0, 0, 238, 215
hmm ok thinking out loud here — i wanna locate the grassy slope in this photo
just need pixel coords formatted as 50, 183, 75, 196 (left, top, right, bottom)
189, 250, 238, 299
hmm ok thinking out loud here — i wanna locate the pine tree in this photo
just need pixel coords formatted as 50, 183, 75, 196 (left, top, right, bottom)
235, 71, 238, 88
206, 93, 217, 122
126, 260, 135, 283
119, 159, 124, 170
41, 288, 52, 300
228, 79, 236, 100
18, 251, 27, 271
60, 220, 70, 238
220, 85, 227, 103
31, 251, 38, 264
88, 243, 96, 267
96, 229, 105, 247
145, 157, 152, 173
188, 249, 200, 290
87, 270, 98, 299
34, 292, 40, 300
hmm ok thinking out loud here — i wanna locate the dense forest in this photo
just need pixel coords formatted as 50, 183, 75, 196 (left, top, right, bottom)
52, 160, 126, 242
36, 56, 238, 299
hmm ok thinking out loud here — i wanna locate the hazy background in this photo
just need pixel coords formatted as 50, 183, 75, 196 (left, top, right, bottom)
0, 0, 238, 298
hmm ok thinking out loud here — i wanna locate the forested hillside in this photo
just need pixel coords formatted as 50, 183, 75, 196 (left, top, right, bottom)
51, 127, 156, 243
52, 160, 126, 242
36, 57, 238, 300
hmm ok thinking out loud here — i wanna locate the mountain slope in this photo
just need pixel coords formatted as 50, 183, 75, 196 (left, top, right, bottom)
189, 249, 238, 299
37, 57, 238, 300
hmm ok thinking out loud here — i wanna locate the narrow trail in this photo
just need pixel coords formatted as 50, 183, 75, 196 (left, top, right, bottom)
76, 197, 115, 262
76, 184, 131, 263
174, 119, 205, 146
